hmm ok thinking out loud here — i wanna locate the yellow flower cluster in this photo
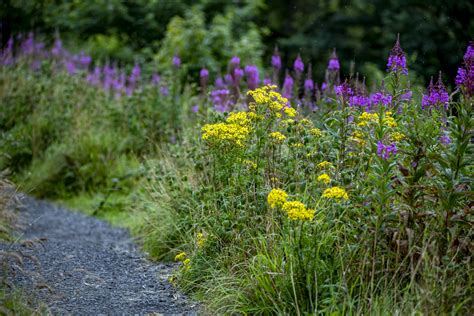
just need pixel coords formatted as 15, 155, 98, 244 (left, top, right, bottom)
290, 142, 304, 148
270, 131, 286, 143
197, 232, 206, 248
284, 107, 297, 117
243, 159, 257, 170
267, 188, 288, 208
310, 128, 323, 137
383, 112, 397, 127
351, 131, 367, 146
202, 122, 251, 147
390, 131, 405, 142
247, 85, 298, 118
317, 161, 333, 169
317, 173, 331, 184
282, 201, 314, 221
357, 112, 379, 126
322, 186, 349, 201
226, 111, 258, 126
175, 252, 187, 262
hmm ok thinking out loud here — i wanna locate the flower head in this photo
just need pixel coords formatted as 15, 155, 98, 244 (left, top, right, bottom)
422, 73, 449, 110
272, 46, 281, 70
267, 189, 288, 209
245, 65, 260, 90
387, 34, 408, 75
328, 48, 340, 71
317, 174, 331, 184
293, 54, 304, 75
230, 56, 240, 67
172, 55, 181, 68
282, 70, 294, 99
282, 201, 314, 221
174, 252, 187, 262
455, 42, 474, 97
377, 141, 398, 160
322, 187, 349, 201
270, 132, 286, 143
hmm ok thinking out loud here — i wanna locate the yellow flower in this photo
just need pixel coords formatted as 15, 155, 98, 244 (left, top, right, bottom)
202, 122, 251, 147
243, 159, 257, 170
310, 128, 323, 137
174, 252, 187, 262
383, 112, 397, 127
183, 258, 191, 266
317, 161, 333, 169
267, 189, 288, 209
390, 132, 405, 142
247, 85, 289, 115
322, 187, 349, 201
282, 201, 314, 221
284, 106, 297, 117
226, 111, 255, 126
290, 142, 304, 148
197, 232, 206, 248
358, 112, 379, 126
270, 131, 286, 143
317, 173, 331, 184
351, 131, 367, 146
299, 118, 312, 126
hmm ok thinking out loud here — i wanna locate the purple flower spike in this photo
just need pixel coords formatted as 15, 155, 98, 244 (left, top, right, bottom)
387, 34, 408, 76
200, 68, 209, 79
65, 61, 76, 75
370, 91, 393, 108
1, 37, 14, 65
293, 54, 304, 75
211, 89, 233, 112
455, 42, 474, 97
328, 48, 340, 71
51, 37, 63, 57
245, 64, 259, 90
215, 77, 225, 88
334, 81, 353, 99
422, 72, 449, 110
377, 141, 397, 160
151, 73, 161, 85
304, 78, 314, 92
272, 46, 281, 70
233, 67, 244, 83
282, 70, 294, 99
173, 55, 181, 68
230, 56, 240, 67
439, 133, 451, 146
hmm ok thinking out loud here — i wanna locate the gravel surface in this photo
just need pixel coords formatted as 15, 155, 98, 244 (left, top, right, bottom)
0, 194, 198, 315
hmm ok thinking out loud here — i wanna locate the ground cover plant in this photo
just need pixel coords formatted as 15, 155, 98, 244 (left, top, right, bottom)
0, 31, 473, 314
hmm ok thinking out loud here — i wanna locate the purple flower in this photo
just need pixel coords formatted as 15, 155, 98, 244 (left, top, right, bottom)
172, 55, 181, 68
230, 56, 240, 67
77, 51, 91, 67
160, 85, 169, 96
128, 63, 141, 85
263, 77, 272, 86
282, 71, 294, 99
293, 54, 304, 75
387, 34, 408, 76
215, 77, 225, 88
334, 82, 353, 99
370, 91, 393, 108
327, 48, 340, 71
192, 104, 199, 113
151, 73, 161, 85
304, 78, 314, 92
422, 73, 449, 110
400, 89, 413, 102
272, 46, 281, 70
224, 74, 233, 85
233, 67, 244, 84
51, 37, 63, 57
439, 133, 451, 146
200, 68, 209, 79
211, 89, 233, 112
377, 141, 397, 160
86, 66, 101, 86
455, 42, 474, 97
349, 95, 370, 108
321, 82, 328, 91
65, 61, 76, 75
245, 64, 259, 90
20, 32, 35, 55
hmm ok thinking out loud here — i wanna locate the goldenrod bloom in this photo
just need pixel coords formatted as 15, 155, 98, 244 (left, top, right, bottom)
358, 112, 379, 126
317, 161, 333, 169
175, 252, 187, 262
202, 122, 251, 147
390, 132, 405, 142
310, 128, 323, 137
267, 189, 288, 209
317, 173, 331, 184
197, 232, 206, 248
322, 187, 349, 201
270, 131, 286, 143
282, 201, 314, 221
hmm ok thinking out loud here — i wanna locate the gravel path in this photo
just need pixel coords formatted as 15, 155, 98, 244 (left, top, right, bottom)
0, 194, 197, 315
